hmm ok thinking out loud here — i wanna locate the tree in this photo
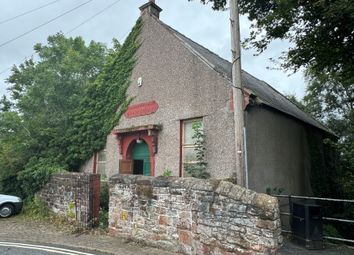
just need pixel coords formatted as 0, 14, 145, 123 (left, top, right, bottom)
0, 19, 143, 197
195, 0, 354, 84
6, 33, 107, 162
304, 73, 353, 199
0, 33, 107, 196
196, 0, 353, 237
64, 19, 142, 170
301, 75, 354, 239
0, 111, 31, 196
10, 34, 106, 156
0, 96, 12, 112
192, 0, 227, 10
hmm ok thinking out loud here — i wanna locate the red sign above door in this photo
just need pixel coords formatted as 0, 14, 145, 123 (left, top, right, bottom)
124, 100, 159, 118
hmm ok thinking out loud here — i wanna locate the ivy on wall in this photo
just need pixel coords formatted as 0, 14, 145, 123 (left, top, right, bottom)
64, 19, 142, 171
307, 130, 339, 198
0, 19, 142, 197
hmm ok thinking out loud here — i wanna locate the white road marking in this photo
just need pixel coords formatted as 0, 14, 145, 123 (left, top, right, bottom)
0, 242, 97, 255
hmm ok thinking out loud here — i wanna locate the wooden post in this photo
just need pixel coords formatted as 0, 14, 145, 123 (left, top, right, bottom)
230, 0, 245, 186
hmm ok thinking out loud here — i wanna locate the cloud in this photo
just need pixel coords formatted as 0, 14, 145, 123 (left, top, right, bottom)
0, 0, 306, 99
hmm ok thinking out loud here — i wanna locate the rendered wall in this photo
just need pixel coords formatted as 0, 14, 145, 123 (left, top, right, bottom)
37, 173, 100, 227
245, 106, 313, 195
80, 133, 120, 178
114, 13, 236, 178
79, 11, 317, 200
109, 175, 283, 255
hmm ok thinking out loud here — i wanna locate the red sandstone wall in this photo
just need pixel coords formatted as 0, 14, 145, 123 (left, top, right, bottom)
38, 173, 101, 228
109, 175, 283, 255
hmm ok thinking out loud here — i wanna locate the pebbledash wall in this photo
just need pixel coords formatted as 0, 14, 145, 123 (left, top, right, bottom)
109, 175, 283, 255
81, 9, 236, 179
79, 5, 323, 197
37, 173, 100, 227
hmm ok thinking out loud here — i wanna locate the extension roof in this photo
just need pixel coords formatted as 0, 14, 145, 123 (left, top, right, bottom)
156, 19, 330, 134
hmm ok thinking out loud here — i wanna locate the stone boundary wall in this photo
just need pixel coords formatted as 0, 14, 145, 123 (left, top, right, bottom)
109, 175, 283, 255
38, 173, 100, 227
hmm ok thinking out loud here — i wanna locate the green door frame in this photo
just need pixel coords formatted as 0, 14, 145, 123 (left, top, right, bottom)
132, 141, 151, 176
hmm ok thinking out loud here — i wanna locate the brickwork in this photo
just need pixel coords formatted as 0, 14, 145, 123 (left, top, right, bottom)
109, 175, 283, 254
38, 173, 100, 227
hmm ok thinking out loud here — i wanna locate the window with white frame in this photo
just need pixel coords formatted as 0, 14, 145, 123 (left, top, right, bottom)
182, 118, 203, 176
96, 149, 107, 180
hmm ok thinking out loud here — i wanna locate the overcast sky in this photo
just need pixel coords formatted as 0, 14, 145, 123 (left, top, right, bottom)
0, 0, 306, 99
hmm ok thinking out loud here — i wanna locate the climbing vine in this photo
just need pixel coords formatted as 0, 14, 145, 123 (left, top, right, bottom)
64, 19, 142, 170
0, 19, 142, 197
185, 122, 210, 179
307, 131, 339, 198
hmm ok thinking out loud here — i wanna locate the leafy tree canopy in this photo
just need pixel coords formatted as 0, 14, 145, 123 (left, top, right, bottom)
64, 19, 142, 170
0, 19, 142, 197
0, 33, 107, 196
304, 73, 353, 198
288, 73, 354, 239
197, 0, 354, 198
196, 0, 354, 85
6, 33, 107, 163
191, 0, 227, 10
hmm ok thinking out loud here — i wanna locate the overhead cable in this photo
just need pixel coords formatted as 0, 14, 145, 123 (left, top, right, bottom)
0, 67, 12, 76
0, 0, 94, 49
0, 0, 61, 25
0, 55, 34, 76
66, 0, 122, 35
1, 0, 126, 77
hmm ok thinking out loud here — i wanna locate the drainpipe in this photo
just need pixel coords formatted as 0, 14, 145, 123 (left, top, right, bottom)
243, 127, 249, 189
93, 152, 97, 174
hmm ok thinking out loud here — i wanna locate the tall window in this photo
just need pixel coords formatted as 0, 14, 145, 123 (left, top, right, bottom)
96, 150, 107, 180
182, 118, 202, 176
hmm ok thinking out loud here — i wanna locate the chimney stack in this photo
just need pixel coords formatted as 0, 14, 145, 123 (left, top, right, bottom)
139, 0, 162, 19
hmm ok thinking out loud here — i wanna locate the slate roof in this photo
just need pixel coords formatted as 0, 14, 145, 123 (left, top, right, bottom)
158, 20, 330, 134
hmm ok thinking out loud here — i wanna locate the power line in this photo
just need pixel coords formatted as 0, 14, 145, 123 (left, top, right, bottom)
66, 0, 122, 35
0, 0, 61, 26
0, 67, 12, 76
0, 55, 34, 76
0, 0, 94, 49
0, 0, 128, 78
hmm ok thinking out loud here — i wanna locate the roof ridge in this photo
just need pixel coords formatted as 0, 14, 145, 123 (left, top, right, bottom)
145, 14, 331, 134
171, 28, 232, 67
154, 16, 232, 65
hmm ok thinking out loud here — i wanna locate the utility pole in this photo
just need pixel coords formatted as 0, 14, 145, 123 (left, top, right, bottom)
230, 0, 245, 187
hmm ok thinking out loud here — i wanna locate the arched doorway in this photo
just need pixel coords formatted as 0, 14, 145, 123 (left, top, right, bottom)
115, 124, 161, 176
131, 141, 151, 176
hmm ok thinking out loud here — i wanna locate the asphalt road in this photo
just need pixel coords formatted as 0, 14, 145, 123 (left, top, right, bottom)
0, 216, 173, 255
1, 217, 354, 255
0, 242, 112, 255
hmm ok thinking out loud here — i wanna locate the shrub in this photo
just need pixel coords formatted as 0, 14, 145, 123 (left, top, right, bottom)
98, 181, 109, 229
17, 158, 65, 197
22, 195, 50, 220
162, 169, 172, 177
99, 209, 109, 229
100, 181, 109, 211
184, 122, 210, 179
266, 187, 285, 195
